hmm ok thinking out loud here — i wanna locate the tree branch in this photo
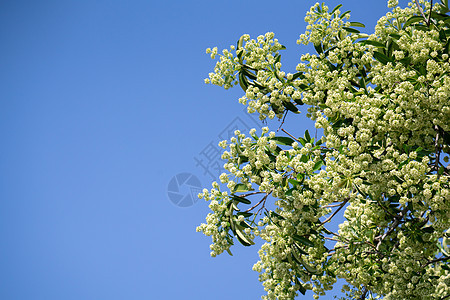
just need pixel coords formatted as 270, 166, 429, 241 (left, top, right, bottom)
425, 256, 450, 267
359, 286, 368, 300
415, 0, 429, 23
318, 198, 349, 228
281, 128, 300, 143
244, 192, 271, 213
375, 207, 408, 251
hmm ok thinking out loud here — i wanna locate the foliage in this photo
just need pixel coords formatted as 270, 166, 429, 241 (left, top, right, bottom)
197, 0, 450, 299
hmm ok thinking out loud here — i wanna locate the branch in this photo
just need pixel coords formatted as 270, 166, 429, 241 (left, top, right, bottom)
428, 0, 434, 26
435, 125, 442, 176
359, 286, 368, 300
425, 256, 450, 267
281, 128, 300, 143
415, 0, 429, 22
317, 198, 349, 228
277, 110, 289, 131
244, 191, 271, 213
375, 207, 408, 251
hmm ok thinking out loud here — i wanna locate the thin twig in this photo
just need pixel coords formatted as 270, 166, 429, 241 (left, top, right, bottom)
428, 0, 434, 26
239, 191, 265, 197
375, 207, 408, 251
425, 256, 450, 267
359, 286, 368, 300
323, 203, 346, 208
244, 192, 270, 213
415, 0, 428, 22
277, 110, 289, 131
317, 198, 349, 228
281, 128, 300, 142
435, 125, 442, 176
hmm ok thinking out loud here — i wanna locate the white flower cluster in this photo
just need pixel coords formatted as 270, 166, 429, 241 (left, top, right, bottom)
199, 1, 450, 299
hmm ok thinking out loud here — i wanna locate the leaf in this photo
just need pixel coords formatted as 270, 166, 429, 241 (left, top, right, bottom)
389, 33, 401, 40
313, 160, 323, 172
373, 51, 393, 65
304, 130, 311, 142
298, 256, 319, 274
342, 27, 360, 34
330, 4, 343, 15
226, 248, 233, 256
237, 211, 252, 218
340, 10, 351, 19
292, 235, 314, 247
354, 184, 367, 197
314, 43, 323, 54
232, 195, 251, 204
298, 137, 307, 147
358, 40, 385, 48
239, 221, 253, 229
237, 35, 245, 49
271, 136, 295, 146
295, 277, 307, 295
283, 101, 299, 113
233, 183, 249, 193
349, 21, 365, 28
238, 72, 249, 92
235, 228, 254, 246
270, 211, 285, 221
403, 15, 425, 28
291, 72, 304, 80
242, 67, 257, 80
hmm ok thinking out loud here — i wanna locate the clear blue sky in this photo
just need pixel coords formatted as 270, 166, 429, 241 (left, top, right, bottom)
0, 1, 404, 299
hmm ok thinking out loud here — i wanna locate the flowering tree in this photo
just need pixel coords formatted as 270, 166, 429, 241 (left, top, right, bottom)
197, 0, 450, 299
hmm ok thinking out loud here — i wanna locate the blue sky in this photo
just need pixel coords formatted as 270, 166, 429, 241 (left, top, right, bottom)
0, 1, 403, 299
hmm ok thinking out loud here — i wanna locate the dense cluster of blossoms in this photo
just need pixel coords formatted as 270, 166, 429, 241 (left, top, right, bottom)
198, 1, 450, 299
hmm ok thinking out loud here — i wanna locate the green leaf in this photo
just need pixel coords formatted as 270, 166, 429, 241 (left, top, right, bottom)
403, 15, 425, 28
313, 160, 323, 172
283, 101, 299, 113
400, 56, 411, 66
226, 248, 233, 256
270, 211, 285, 220
373, 51, 393, 64
237, 35, 245, 49
291, 72, 304, 80
304, 130, 311, 142
314, 43, 323, 54
358, 39, 385, 48
233, 183, 249, 193
354, 184, 367, 197
235, 228, 254, 246
389, 33, 401, 40
298, 256, 319, 274
271, 136, 295, 146
349, 21, 365, 28
232, 195, 251, 204
275, 53, 281, 64
238, 72, 249, 92
292, 235, 314, 247
242, 67, 257, 80
330, 4, 342, 15
342, 27, 360, 34
294, 98, 304, 106
295, 277, 307, 295
340, 10, 351, 19
239, 221, 253, 229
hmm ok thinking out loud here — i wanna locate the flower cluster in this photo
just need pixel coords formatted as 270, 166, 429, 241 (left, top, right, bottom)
199, 1, 450, 299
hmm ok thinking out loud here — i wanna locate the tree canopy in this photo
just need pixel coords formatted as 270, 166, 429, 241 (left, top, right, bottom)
197, 1, 450, 299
